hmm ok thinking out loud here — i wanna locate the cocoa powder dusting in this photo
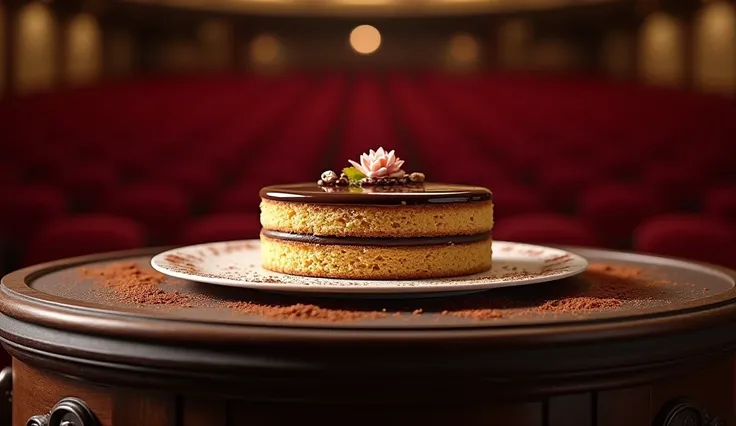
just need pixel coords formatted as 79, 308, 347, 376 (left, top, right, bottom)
79, 262, 679, 323
81, 263, 193, 307
227, 301, 387, 321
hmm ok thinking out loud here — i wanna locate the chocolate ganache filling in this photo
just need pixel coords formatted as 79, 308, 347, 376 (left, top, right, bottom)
261, 230, 492, 247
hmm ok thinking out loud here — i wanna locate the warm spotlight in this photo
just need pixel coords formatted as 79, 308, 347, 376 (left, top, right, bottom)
448, 33, 479, 64
250, 34, 282, 65
350, 25, 381, 55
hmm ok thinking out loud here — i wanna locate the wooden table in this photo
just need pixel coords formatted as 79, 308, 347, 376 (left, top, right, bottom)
0, 247, 735, 426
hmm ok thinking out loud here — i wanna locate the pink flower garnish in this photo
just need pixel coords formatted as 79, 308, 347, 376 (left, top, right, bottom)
348, 147, 406, 178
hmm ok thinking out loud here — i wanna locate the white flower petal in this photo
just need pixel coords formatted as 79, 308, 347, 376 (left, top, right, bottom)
348, 160, 365, 174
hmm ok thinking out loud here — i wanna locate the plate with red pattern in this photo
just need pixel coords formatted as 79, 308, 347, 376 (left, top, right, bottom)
151, 240, 588, 298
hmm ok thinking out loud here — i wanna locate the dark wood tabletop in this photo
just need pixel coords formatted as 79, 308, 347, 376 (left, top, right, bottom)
1, 247, 736, 426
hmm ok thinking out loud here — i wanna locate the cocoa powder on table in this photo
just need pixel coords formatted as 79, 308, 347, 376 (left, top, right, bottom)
227, 301, 389, 321
81, 262, 193, 307
79, 262, 677, 322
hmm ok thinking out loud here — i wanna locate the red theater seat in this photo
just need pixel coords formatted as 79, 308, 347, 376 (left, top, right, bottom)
634, 214, 736, 268
538, 162, 599, 212
0, 185, 67, 244
494, 213, 599, 247
488, 184, 547, 222
704, 187, 736, 223
151, 162, 220, 207
22, 215, 145, 265
579, 184, 667, 248
1, 72, 736, 276
180, 213, 261, 245
644, 164, 707, 210
213, 184, 262, 213
99, 184, 189, 244
59, 164, 119, 210
0, 164, 18, 188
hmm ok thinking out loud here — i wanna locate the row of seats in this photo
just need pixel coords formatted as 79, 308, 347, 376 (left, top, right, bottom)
1, 71, 736, 272
2, 181, 735, 247
14, 211, 736, 270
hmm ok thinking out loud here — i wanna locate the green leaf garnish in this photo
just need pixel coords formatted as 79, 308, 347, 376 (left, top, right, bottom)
342, 167, 366, 183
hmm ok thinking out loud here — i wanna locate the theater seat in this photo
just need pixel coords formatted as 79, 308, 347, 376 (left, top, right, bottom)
634, 214, 736, 268
488, 184, 547, 222
213, 184, 261, 213
537, 162, 598, 212
22, 215, 145, 266
99, 184, 189, 244
0, 185, 67, 244
704, 187, 736, 223
60, 164, 119, 210
180, 214, 261, 245
493, 213, 599, 247
644, 164, 706, 210
151, 162, 220, 207
579, 184, 667, 248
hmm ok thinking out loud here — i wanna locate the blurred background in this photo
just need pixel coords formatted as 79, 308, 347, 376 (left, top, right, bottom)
0, 0, 735, 273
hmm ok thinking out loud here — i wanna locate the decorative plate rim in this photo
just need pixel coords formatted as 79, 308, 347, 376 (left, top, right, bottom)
150, 240, 588, 294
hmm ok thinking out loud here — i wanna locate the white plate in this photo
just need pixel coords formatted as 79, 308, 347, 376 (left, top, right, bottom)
150, 240, 588, 297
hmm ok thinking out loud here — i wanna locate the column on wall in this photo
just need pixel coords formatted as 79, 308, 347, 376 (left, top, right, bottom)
443, 31, 482, 72
496, 18, 533, 70
197, 19, 234, 72
693, 1, 736, 94
637, 11, 686, 87
13, 1, 58, 94
64, 13, 102, 86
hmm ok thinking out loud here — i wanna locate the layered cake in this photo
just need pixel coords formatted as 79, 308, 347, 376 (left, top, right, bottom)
259, 148, 493, 279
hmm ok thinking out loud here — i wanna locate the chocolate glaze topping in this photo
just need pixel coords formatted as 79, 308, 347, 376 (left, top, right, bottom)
261, 230, 492, 246
259, 182, 492, 206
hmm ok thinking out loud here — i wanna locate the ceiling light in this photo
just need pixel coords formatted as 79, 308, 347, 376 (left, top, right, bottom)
350, 25, 381, 55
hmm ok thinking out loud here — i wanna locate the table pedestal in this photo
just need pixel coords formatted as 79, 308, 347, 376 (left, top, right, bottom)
8, 356, 734, 426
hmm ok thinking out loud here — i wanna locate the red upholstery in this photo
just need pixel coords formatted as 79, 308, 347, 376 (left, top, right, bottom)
489, 184, 548, 222
59, 163, 120, 210
634, 214, 736, 268
339, 74, 402, 169
151, 162, 220, 207
180, 213, 261, 245
704, 186, 736, 222
538, 162, 599, 212
214, 183, 262, 213
99, 184, 189, 243
0, 185, 67, 243
22, 214, 145, 265
494, 213, 599, 247
0, 72, 735, 270
644, 164, 707, 210
0, 164, 18, 188
579, 184, 667, 248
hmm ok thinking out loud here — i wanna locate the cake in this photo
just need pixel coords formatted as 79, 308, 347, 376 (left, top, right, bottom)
259, 148, 493, 279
